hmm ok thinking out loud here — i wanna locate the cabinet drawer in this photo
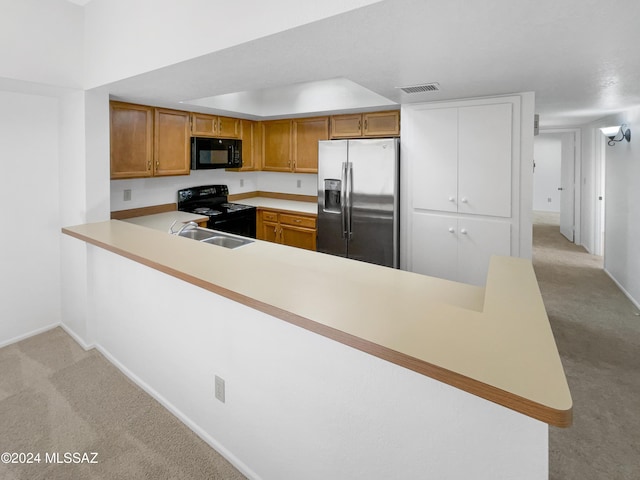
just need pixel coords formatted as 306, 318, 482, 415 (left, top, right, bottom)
280, 214, 316, 228
262, 211, 279, 223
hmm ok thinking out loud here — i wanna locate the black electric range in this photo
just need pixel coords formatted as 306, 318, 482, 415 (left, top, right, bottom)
177, 185, 256, 238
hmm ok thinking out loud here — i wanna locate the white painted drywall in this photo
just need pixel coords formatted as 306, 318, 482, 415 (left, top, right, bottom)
0, 91, 61, 346
110, 172, 316, 212
533, 134, 562, 212
83, 0, 382, 88
0, 0, 83, 87
85, 245, 548, 480
598, 110, 640, 307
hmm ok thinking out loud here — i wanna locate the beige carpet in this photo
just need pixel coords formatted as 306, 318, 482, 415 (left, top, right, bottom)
533, 212, 640, 480
0, 327, 247, 480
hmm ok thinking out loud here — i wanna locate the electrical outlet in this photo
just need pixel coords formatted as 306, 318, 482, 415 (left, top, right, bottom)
547, 197, 552, 203
124, 189, 132, 201
240, 179, 244, 187
215, 375, 225, 403
296, 179, 302, 188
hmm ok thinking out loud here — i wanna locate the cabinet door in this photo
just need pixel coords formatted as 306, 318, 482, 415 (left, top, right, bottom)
231, 119, 258, 171
410, 213, 458, 282
458, 103, 512, 217
190, 113, 218, 136
457, 217, 511, 286
330, 114, 362, 138
262, 120, 292, 171
260, 221, 280, 243
110, 102, 153, 179
293, 117, 328, 173
411, 107, 458, 212
218, 116, 240, 138
280, 224, 316, 250
154, 108, 190, 176
363, 111, 400, 137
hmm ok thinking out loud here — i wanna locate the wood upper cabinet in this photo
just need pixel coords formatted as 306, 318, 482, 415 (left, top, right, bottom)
262, 120, 293, 171
330, 110, 400, 138
154, 108, 191, 176
110, 102, 154, 179
228, 119, 262, 171
293, 117, 329, 173
190, 112, 240, 138
110, 102, 190, 179
263, 117, 328, 173
257, 209, 317, 251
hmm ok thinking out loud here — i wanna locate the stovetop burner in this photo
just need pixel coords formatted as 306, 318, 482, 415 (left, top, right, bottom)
193, 207, 222, 216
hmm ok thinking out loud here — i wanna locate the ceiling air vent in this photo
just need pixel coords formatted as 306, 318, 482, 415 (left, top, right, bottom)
396, 83, 440, 94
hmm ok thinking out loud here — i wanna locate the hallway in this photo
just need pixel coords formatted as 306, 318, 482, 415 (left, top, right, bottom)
533, 213, 640, 479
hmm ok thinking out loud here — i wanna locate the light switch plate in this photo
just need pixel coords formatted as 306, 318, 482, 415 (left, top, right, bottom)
215, 375, 225, 403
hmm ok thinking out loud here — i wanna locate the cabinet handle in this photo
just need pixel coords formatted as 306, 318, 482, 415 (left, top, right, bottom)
460, 228, 468, 235
461, 197, 468, 203
147, 161, 151, 170
448, 196, 455, 202
358, 120, 361, 130
448, 227, 455, 233
364, 119, 368, 130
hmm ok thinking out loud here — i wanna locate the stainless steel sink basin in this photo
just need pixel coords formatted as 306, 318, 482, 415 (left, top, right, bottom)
177, 227, 217, 241
176, 227, 253, 249
201, 235, 253, 249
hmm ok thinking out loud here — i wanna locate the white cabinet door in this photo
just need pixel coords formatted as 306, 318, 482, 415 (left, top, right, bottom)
411, 213, 458, 282
458, 217, 511, 285
458, 103, 512, 218
411, 107, 458, 213
411, 213, 511, 286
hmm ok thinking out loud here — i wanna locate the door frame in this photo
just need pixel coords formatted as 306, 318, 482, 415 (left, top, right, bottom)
537, 128, 582, 245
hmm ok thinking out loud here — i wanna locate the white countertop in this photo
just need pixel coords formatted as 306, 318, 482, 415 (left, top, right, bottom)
234, 197, 317, 215
62, 219, 572, 427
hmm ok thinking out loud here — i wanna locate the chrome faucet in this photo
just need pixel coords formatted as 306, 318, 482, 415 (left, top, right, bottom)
169, 221, 198, 235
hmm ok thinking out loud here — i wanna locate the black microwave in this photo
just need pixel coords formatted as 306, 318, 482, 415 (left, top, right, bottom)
191, 137, 242, 169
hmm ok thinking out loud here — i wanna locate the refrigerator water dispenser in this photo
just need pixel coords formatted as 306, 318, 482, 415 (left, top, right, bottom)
323, 179, 342, 213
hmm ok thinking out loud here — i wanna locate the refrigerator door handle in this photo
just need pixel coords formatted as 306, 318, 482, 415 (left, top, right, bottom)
346, 162, 353, 239
340, 161, 348, 238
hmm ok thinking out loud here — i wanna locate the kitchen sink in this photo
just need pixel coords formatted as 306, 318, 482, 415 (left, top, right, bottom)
176, 227, 253, 249
201, 235, 253, 249
177, 227, 217, 241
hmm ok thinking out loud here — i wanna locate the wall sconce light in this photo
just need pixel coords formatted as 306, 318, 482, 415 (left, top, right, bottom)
600, 125, 631, 146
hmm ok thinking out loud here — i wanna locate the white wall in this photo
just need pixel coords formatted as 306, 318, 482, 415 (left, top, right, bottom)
0, 91, 61, 346
0, 0, 83, 87
87, 245, 548, 480
83, 0, 382, 88
110, 172, 317, 212
598, 111, 640, 307
533, 134, 562, 212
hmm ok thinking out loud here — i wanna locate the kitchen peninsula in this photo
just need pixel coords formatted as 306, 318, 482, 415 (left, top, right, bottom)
62, 217, 571, 480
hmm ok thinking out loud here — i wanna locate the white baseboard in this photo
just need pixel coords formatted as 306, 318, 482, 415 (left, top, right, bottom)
604, 268, 640, 310
0, 322, 60, 349
59, 322, 95, 351
94, 343, 261, 480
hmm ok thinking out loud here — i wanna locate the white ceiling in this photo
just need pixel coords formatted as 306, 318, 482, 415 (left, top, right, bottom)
102, 0, 640, 127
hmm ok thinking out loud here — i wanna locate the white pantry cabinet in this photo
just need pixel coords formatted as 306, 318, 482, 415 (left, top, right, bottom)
411, 213, 511, 285
412, 103, 512, 218
401, 94, 534, 286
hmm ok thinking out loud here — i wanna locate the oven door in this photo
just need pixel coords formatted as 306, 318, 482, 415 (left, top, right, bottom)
209, 212, 256, 238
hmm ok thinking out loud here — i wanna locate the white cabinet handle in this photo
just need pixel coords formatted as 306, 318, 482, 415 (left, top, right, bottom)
461, 197, 468, 204
448, 196, 455, 202
460, 228, 468, 235
448, 227, 455, 233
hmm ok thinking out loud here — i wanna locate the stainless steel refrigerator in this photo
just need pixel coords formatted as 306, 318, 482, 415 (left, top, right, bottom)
317, 138, 400, 268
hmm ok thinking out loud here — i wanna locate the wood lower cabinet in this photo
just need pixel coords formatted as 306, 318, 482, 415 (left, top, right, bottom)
110, 102, 189, 179
257, 209, 317, 251
330, 111, 400, 138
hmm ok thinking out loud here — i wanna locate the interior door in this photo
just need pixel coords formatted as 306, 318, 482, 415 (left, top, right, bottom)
559, 132, 575, 242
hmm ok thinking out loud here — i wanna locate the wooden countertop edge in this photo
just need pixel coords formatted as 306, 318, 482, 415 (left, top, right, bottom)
256, 206, 317, 217
62, 226, 572, 428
